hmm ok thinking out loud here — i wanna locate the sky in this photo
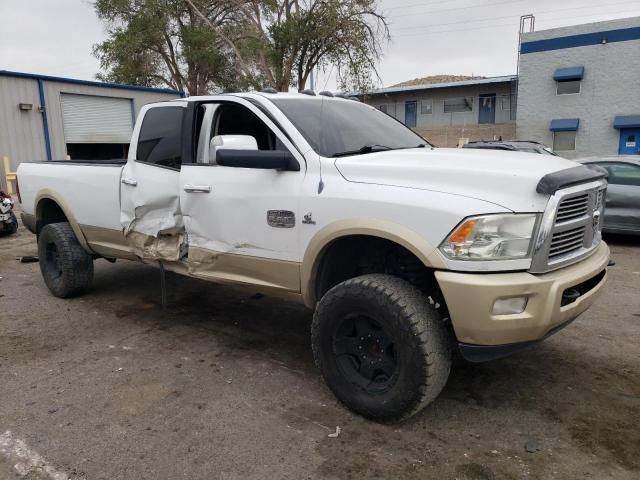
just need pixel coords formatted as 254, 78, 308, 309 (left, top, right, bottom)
1, 0, 640, 91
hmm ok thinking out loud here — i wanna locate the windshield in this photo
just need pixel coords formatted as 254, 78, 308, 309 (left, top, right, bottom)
269, 98, 429, 157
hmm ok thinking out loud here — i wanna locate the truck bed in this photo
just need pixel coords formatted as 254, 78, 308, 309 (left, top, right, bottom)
18, 160, 125, 233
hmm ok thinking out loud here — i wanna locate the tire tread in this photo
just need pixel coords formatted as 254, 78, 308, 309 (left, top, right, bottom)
38, 222, 93, 298
311, 274, 451, 422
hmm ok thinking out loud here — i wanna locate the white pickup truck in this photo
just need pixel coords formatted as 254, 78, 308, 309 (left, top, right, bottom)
17, 92, 609, 421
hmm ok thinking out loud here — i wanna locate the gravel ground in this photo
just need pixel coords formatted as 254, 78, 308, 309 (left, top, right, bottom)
1, 209, 639, 480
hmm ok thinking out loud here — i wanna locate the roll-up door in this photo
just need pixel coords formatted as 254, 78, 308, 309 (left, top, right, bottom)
61, 93, 133, 143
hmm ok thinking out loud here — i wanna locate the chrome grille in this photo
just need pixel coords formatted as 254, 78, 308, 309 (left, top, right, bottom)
530, 180, 607, 273
556, 194, 589, 222
549, 226, 587, 259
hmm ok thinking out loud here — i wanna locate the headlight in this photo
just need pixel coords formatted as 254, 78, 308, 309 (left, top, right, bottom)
439, 214, 538, 260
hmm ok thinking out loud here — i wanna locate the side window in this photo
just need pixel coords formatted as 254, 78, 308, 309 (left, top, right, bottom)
213, 104, 284, 151
601, 163, 640, 187
444, 97, 473, 113
136, 106, 184, 169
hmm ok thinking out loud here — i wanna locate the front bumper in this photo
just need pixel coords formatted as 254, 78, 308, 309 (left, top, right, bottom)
435, 242, 609, 360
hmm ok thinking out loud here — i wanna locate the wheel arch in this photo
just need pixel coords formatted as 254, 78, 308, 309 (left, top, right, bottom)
35, 190, 92, 253
301, 219, 446, 308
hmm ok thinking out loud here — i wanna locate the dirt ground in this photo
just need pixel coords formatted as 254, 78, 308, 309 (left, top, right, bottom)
1, 210, 639, 480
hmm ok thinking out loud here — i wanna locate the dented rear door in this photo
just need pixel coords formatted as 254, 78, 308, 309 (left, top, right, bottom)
120, 103, 187, 261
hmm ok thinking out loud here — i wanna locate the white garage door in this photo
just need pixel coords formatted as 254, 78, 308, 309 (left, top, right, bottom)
61, 93, 133, 143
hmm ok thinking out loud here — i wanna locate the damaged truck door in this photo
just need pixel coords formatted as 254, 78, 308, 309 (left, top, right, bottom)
179, 99, 304, 292
120, 103, 187, 261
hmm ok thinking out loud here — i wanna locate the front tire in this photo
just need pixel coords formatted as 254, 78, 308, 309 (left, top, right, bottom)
311, 274, 451, 422
38, 222, 93, 298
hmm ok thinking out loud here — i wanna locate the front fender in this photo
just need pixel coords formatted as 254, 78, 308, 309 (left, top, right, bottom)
300, 218, 446, 307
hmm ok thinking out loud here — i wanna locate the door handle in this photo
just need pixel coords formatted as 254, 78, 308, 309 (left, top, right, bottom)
121, 177, 138, 186
184, 184, 212, 193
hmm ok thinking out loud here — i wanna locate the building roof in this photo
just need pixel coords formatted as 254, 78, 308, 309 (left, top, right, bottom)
390, 75, 484, 88
364, 75, 516, 96
521, 15, 640, 42
0, 70, 184, 96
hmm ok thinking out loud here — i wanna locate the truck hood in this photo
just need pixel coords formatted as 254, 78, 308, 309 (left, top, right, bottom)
334, 147, 580, 212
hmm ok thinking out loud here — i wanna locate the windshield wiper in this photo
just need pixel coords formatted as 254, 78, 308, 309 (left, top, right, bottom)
332, 143, 429, 158
332, 144, 394, 158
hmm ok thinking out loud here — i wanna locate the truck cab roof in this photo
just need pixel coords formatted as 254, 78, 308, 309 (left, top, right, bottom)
171, 91, 360, 103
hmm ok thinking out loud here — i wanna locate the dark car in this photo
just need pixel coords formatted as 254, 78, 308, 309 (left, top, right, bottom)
462, 140, 557, 155
578, 157, 640, 236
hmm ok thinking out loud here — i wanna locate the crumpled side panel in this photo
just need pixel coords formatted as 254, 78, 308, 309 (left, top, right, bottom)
187, 245, 221, 275
121, 172, 186, 261
126, 229, 185, 262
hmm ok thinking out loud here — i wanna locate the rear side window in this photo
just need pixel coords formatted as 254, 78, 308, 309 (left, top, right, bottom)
136, 106, 184, 168
598, 162, 640, 187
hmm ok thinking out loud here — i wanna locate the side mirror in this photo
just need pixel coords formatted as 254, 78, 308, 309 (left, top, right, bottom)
216, 149, 300, 171
209, 135, 258, 164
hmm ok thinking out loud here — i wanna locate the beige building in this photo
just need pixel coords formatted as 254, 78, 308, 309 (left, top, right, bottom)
1, 70, 182, 190
364, 75, 517, 147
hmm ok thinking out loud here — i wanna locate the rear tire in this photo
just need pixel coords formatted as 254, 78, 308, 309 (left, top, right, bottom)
311, 274, 451, 422
38, 222, 93, 298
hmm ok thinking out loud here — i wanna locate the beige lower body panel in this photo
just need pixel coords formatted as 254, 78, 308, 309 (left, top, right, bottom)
21, 213, 36, 233
81, 225, 138, 260
436, 242, 610, 346
78, 228, 303, 302
187, 246, 301, 293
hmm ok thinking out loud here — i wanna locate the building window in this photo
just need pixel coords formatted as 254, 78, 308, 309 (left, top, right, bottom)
553, 131, 576, 151
420, 100, 432, 114
378, 104, 387, 113
557, 80, 581, 95
444, 97, 473, 113
500, 96, 511, 111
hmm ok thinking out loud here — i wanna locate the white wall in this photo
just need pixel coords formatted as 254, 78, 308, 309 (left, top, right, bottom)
516, 16, 640, 159
0, 76, 47, 172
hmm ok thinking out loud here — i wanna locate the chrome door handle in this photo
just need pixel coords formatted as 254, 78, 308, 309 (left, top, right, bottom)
184, 184, 212, 193
121, 177, 138, 186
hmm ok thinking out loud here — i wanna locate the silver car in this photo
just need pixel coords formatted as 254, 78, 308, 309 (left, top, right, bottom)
578, 157, 640, 235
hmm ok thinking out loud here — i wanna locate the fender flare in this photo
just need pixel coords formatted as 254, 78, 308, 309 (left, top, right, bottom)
34, 189, 93, 254
300, 218, 446, 307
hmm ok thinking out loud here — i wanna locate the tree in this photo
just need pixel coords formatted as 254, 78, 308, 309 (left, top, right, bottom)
93, 0, 251, 95
188, 0, 389, 92
95, 0, 389, 94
